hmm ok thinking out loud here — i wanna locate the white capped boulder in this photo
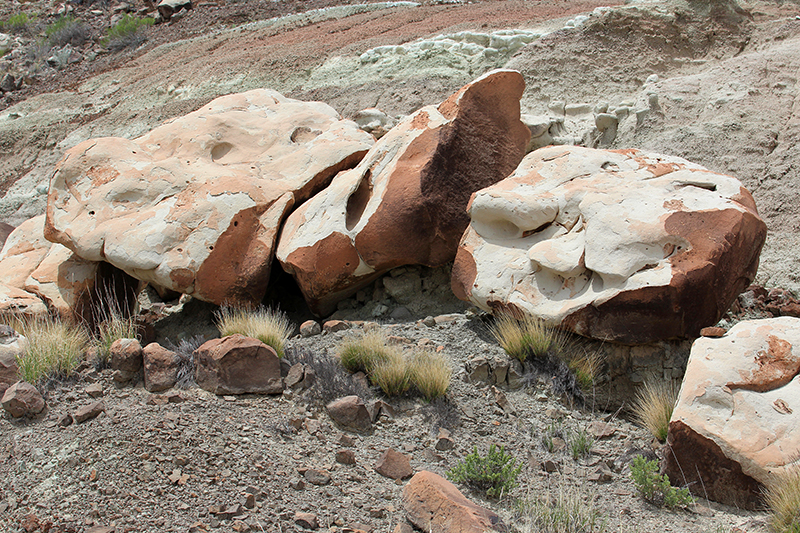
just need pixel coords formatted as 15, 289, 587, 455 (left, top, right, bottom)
277, 70, 530, 315
45, 89, 374, 307
664, 317, 800, 509
452, 146, 766, 343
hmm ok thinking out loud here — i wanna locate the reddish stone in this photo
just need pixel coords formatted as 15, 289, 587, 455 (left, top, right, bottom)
143, 342, 181, 392
110, 338, 143, 382
194, 335, 283, 395
1, 381, 45, 418
375, 448, 413, 480
326, 395, 372, 433
700, 327, 726, 337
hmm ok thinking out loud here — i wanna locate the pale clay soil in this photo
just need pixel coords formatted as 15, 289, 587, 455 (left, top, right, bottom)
3, 0, 800, 532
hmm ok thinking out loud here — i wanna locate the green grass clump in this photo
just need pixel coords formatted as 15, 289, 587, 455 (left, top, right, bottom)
215, 306, 292, 358
491, 313, 564, 362
95, 308, 138, 363
765, 466, 800, 533
447, 444, 521, 499
517, 485, 607, 533
632, 377, 679, 442
567, 427, 594, 461
102, 14, 154, 49
630, 456, 694, 509
336, 330, 396, 374
12, 315, 89, 384
2, 13, 34, 32
409, 349, 451, 401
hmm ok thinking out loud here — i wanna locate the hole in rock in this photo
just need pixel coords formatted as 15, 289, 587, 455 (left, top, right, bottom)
290, 126, 322, 144
345, 170, 372, 232
210, 142, 233, 162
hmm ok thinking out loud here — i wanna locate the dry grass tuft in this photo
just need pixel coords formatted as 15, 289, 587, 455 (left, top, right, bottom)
765, 465, 800, 533
566, 349, 604, 392
215, 306, 293, 358
409, 349, 451, 401
490, 313, 566, 362
336, 330, 396, 374
370, 349, 412, 397
10, 314, 89, 384
517, 484, 607, 533
632, 377, 679, 442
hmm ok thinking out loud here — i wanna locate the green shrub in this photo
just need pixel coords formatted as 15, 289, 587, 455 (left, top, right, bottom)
632, 377, 679, 442
215, 306, 292, 358
447, 444, 521, 499
517, 485, 607, 533
45, 15, 90, 47
13, 315, 89, 384
408, 349, 451, 401
630, 456, 694, 509
765, 465, 800, 533
2, 13, 34, 33
102, 14, 154, 50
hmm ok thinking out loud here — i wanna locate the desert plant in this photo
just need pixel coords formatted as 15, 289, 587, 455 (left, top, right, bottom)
45, 15, 90, 48
336, 330, 396, 374
632, 377, 679, 442
540, 420, 565, 453
517, 485, 607, 533
102, 14, 154, 51
13, 314, 89, 384
567, 427, 594, 461
630, 455, 694, 509
370, 350, 412, 397
491, 313, 565, 362
2, 13, 34, 33
284, 346, 374, 405
764, 465, 800, 533
408, 349, 451, 401
165, 335, 206, 389
215, 305, 292, 358
447, 444, 521, 499
566, 349, 603, 392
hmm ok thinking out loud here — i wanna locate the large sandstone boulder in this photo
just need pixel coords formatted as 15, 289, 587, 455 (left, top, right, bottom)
664, 317, 800, 509
0, 215, 99, 319
194, 335, 283, 395
453, 146, 766, 343
45, 89, 374, 307
403, 471, 507, 533
277, 70, 530, 316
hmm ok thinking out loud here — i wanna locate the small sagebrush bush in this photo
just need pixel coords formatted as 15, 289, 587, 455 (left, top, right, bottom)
630, 455, 694, 509
102, 14, 154, 51
13, 315, 89, 384
45, 15, 90, 47
765, 465, 800, 533
2, 13, 34, 33
632, 378, 679, 442
165, 335, 206, 389
370, 350, 412, 397
336, 330, 396, 374
447, 444, 521, 499
409, 349, 451, 401
491, 314, 564, 362
517, 485, 607, 533
284, 346, 373, 405
215, 305, 292, 358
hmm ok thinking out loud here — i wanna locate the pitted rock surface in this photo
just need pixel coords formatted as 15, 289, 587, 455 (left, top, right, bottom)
452, 145, 766, 343
664, 317, 800, 509
277, 69, 529, 316
45, 89, 374, 307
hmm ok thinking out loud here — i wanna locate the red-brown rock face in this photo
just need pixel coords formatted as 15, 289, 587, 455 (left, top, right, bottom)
452, 146, 767, 343
194, 335, 283, 395
277, 70, 530, 316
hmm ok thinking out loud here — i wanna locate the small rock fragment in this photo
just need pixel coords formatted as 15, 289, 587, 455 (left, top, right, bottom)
294, 512, 319, 530
375, 448, 412, 480
73, 400, 105, 423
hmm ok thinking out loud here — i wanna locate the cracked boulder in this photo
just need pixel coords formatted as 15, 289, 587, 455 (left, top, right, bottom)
277, 69, 530, 315
452, 145, 766, 343
664, 317, 800, 509
45, 89, 374, 307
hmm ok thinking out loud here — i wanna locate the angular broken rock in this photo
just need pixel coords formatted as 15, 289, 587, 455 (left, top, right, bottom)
73, 400, 104, 423
110, 338, 143, 382
277, 69, 530, 315
664, 317, 800, 509
375, 448, 413, 480
143, 342, 181, 392
1, 381, 45, 418
403, 471, 506, 533
194, 335, 283, 395
45, 89, 373, 308
453, 146, 767, 343
326, 395, 372, 433
294, 512, 319, 530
